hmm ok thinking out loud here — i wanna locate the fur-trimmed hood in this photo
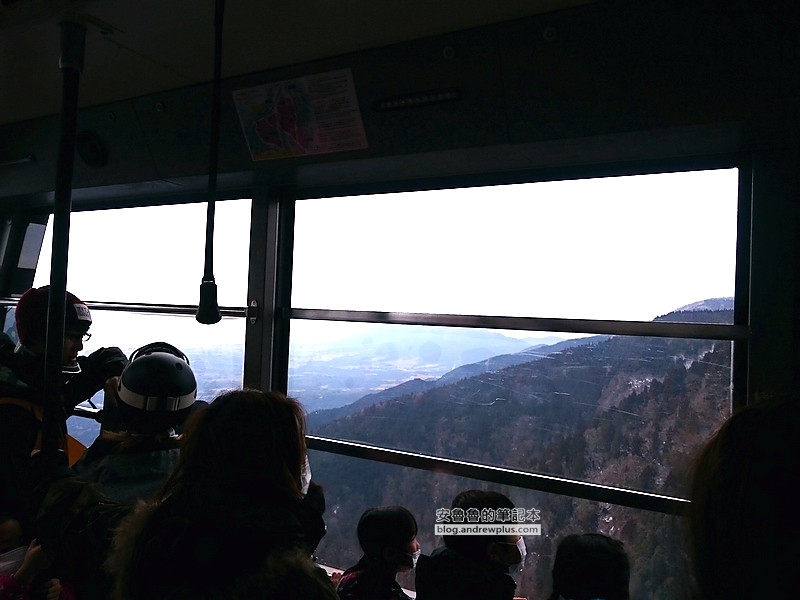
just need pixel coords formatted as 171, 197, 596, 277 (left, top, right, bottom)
106, 490, 328, 600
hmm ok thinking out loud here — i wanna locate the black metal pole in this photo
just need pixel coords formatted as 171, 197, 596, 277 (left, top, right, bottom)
41, 21, 85, 453
196, 0, 225, 325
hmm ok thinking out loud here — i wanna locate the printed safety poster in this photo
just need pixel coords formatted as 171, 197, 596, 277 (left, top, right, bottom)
233, 68, 368, 161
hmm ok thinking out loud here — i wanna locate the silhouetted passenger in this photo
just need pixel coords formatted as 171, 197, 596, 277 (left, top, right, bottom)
74, 342, 200, 503
0, 286, 127, 511
546, 533, 629, 600
416, 490, 526, 600
107, 389, 335, 600
688, 395, 800, 600
25, 450, 130, 600
336, 505, 420, 600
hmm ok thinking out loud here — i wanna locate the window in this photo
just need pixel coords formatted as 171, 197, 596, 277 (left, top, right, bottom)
290, 168, 742, 598
32, 199, 252, 444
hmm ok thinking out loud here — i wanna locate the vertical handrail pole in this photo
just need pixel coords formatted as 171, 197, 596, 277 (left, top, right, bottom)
42, 20, 85, 453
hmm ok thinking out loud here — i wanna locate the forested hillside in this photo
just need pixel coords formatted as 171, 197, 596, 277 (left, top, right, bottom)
309, 311, 733, 599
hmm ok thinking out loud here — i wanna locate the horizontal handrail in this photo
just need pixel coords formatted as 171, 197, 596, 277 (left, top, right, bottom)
291, 308, 748, 341
306, 435, 691, 516
0, 297, 246, 318
65, 408, 691, 515
71, 405, 101, 421
2, 298, 745, 341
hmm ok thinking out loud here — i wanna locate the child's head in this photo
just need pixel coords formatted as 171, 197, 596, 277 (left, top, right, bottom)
444, 489, 525, 572
357, 506, 419, 572
116, 342, 198, 435
0, 514, 22, 553
550, 533, 630, 600
0, 514, 25, 576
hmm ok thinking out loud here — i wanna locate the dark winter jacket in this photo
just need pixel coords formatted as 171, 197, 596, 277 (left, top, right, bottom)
336, 555, 413, 600
28, 452, 133, 600
73, 438, 181, 503
0, 332, 126, 509
415, 546, 517, 600
107, 488, 332, 600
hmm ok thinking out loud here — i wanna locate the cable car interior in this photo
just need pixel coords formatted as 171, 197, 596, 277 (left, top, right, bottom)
1, 0, 798, 597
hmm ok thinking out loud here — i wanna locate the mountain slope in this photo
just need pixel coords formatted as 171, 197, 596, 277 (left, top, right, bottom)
307, 335, 610, 429
309, 308, 734, 599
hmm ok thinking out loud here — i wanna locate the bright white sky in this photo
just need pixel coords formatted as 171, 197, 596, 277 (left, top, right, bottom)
33, 200, 251, 350
292, 168, 739, 339
33, 168, 739, 348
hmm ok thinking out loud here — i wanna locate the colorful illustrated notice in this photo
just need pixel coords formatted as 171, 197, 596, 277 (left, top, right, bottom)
232, 68, 368, 161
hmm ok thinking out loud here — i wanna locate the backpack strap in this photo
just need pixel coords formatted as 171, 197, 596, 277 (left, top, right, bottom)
0, 396, 44, 421
0, 396, 68, 453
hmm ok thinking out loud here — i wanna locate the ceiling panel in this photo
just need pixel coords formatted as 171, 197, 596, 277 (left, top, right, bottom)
0, 0, 595, 126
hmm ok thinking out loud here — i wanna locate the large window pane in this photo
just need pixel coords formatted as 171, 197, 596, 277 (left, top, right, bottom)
292, 170, 738, 321
292, 169, 738, 598
33, 199, 251, 307
291, 169, 739, 507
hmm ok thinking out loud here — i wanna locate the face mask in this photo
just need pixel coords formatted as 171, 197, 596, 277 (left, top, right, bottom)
0, 545, 26, 576
397, 548, 421, 572
410, 548, 421, 569
300, 455, 312, 494
503, 537, 527, 574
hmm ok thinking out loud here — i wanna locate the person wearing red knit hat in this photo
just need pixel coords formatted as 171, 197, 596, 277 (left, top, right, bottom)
13, 286, 94, 375
1, 286, 127, 514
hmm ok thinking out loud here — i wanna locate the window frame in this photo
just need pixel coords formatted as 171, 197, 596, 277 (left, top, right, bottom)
271, 155, 751, 516
0, 195, 253, 421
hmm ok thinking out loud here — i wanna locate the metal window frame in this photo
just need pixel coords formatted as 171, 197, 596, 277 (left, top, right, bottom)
2, 156, 750, 518
277, 158, 750, 516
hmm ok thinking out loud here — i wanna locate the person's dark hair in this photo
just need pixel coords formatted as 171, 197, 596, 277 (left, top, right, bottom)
548, 533, 630, 600
688, 395, 800, 599
356, 506, 417, 558
156, 389, 307, 502
443, 489, 515, 557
